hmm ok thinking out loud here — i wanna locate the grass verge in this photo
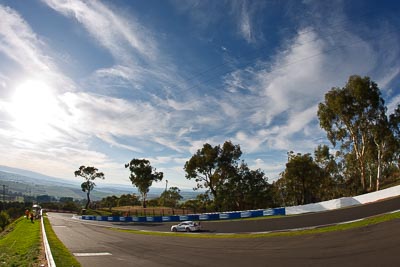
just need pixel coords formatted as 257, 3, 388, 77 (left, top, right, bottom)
0, 217, 41, 266
43, 216, 81, 267
111, 211, 400, 239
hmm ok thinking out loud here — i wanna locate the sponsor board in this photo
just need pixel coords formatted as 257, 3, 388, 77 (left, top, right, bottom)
240, 211, 251, 218
179, 215, 188, 221
263, 209, 274, 216
219, 213, 230, 219
199, 214, 209, 220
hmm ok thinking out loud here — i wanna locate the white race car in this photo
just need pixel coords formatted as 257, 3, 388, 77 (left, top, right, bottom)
170, 221, 201, 232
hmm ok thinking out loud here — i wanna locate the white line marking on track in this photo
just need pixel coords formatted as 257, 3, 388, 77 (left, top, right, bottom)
73, 252, 112, 257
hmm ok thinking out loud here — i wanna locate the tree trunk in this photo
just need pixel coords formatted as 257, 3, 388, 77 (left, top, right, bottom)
376, 148, 381, 191
351, 131, 367, 192
375, 140, 386, 191
360, 161, 366, 192
85, 192, 90, 209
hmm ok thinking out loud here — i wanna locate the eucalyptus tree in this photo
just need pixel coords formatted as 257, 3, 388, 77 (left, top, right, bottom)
101, 195, 118, 211
318, 75, 386, 192
217, 163, 271, 211
159, 187, 183, 208
372, 104, 400, 190
118, 194, 140, 207
74, 166, 105, 209
389, 105, 400, 160
369, 112, 391, 190
282, 152, 323, 205
125, 158, 163, 208
184, 141, 242, 205
314, 145, 344, 199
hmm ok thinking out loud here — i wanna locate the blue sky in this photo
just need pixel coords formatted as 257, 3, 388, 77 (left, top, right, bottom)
0, 0, 400, 189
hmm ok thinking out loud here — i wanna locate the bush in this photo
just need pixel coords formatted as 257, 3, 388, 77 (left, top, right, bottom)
0, 211, 10, 231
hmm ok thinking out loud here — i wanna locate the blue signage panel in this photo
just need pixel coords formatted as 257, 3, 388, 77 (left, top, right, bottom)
82, 207, 287, 222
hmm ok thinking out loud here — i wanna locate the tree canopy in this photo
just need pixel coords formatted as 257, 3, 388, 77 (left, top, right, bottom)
184, 141, 273, 211
74, 165, 105, 209
318, 75, 388, 192
159, 187, 183, 208
125, 158, 163, 208
271, 76, 400, 205
184, 141, 241, 202
281, 152, 323, 205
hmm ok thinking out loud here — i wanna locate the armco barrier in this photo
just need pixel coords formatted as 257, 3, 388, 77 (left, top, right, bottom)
81, 207, 286, 222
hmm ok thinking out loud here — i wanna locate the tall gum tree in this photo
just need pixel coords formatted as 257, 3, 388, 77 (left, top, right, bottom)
184, 141, 241, 208
318, 75, 386, 192
125, 158, 163, 208
74, 166, 105, 209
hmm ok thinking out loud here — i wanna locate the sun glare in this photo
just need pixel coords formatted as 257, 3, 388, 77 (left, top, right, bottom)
10, 80, 60, 142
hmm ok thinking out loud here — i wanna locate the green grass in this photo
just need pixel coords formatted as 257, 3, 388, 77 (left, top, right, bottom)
111, 211, 400, 239
0, 217, 41, 266
43, 216, 81, 267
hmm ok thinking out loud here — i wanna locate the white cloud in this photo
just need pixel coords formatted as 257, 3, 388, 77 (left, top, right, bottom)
2, 1, 400, 189
0, 5, 75, 92
239, 2, 253, 43
387, 95, 400, 115
42, 0, 157, 62
219, 20, 400, 158
0, 6, 49, 72
249, 158, 284, 181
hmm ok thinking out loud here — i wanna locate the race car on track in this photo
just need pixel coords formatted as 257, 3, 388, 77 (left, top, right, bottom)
170, 221, 201, 232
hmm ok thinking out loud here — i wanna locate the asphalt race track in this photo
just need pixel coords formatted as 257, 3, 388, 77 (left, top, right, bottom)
47, 196, 400, 266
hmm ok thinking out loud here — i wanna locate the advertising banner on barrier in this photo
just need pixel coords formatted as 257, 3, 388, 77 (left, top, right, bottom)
240, 211, 251, 218
219, 213, 230, 219
263, 209, 274, 216
199, 214, 209, 220
83, 207, 287, 222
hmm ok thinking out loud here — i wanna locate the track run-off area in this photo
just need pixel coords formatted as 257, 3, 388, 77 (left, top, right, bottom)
47, 196, 400, 266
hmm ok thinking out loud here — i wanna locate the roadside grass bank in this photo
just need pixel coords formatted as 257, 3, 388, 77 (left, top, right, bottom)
111, 211, 400, 239
43, 215, 81, 267
0, 216, 42, 266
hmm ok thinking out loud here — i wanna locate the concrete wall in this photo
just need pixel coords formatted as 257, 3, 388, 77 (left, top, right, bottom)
286, 185, 400, 215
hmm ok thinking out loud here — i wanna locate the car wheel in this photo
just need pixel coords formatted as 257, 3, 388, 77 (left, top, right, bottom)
186, 227, 191, 232
172, 228, 177, 232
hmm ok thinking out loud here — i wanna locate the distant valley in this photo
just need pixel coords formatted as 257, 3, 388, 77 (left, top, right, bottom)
0, 166, 199, 202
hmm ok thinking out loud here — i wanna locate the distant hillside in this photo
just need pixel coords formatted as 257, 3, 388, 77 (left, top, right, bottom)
0, 165, 76, 185
0, 166, 200, 201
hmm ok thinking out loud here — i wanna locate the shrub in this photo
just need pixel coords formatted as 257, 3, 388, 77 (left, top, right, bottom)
0, 211, 10, 231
